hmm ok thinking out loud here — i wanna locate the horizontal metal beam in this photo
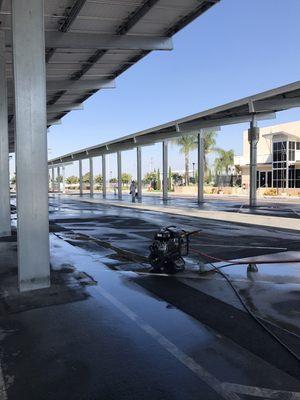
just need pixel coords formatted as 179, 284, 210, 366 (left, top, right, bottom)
7, 79, 115, 93
59, 0, 87, 33
135, 126, 221, 145
46, 126, 223, 165
47, 103, 83, 113
178, 112, 276, 132
9, 103, 84, 115
135, 130, 195, 145
47, 119, 62, 125
43, 32, 173, 51
6, 31, 173, 51
253, 97, 300, 112
47, 78, 115, 92
48, 161, 74, 168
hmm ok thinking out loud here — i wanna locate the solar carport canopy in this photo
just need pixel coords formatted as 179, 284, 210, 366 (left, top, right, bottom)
1, 0, 220, 152
49, 80, 300, 165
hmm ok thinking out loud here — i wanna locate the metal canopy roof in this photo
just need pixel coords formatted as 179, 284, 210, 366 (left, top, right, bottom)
49, 80, 300, 165
1, 0, 220, 152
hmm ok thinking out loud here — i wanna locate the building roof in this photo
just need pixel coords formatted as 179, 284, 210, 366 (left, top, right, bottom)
262, 131, 300, 141
49, 80, 300, 165
1, 0, 220, 152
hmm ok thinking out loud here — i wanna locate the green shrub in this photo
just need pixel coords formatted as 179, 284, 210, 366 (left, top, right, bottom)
263, 188, 277, 196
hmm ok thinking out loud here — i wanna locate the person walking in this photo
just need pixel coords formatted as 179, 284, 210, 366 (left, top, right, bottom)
130, 180, 137, 203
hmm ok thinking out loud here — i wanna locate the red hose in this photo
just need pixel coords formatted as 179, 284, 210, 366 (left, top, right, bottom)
189, 248, 300, 265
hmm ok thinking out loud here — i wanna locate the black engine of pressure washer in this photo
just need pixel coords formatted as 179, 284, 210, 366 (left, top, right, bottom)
148, 226, 198, 273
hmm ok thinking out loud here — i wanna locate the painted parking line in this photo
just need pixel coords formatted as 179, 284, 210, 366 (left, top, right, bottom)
222, 382, 300, 399
97, 285, 300, 400
97, 285, 240, 400
291, 209, 300, 217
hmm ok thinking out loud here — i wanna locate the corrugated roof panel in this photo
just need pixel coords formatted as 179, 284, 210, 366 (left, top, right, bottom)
4, 0, 220, 151
82, 1, 141, 20
129, 0, 208, 35
44, 0, 73, 16
82, 64, 120, 75
48, 81, 300, 164
50, 49, 96, 63
158, 0, 200, 7
70, 19, 121, 34
0, 13, 11, 29
0, 0, 11, 12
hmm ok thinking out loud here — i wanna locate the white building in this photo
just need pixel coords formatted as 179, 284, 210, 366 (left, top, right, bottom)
235, 121, 300, 192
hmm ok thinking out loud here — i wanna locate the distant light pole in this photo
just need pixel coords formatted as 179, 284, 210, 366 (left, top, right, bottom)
192, 162, 195, 178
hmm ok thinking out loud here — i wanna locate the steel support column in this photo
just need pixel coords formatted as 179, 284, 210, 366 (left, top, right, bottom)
102, 155, 107, 199
197, 130, 205, 203
51, 167, 55, 192
12, 0, 50, 291
286, 140, 289, 190
57, 166, 60, 193
117, 151, 122, 200
79, 159, 83, 196
162, 141, 168, 201
89, 157, 94, 197
248, 116, 259, 207
0, 31, 10, 236
61, 166, 66, 193
137, 146, 142, 200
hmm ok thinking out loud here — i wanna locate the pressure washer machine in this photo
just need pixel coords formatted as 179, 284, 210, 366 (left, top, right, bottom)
148, 226, 198, 274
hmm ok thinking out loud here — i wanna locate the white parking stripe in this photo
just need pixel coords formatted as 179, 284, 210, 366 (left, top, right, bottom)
97, 285, 240, 400
223, 382, 300, 399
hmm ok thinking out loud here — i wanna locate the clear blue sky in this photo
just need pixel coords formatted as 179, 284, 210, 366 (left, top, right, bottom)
47, 0, 300, 178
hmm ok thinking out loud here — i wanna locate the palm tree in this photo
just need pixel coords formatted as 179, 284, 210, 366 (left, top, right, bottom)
214, 149, 234, 175
172, 135, 197, 185
173, 130, 218, 185
66, 175, 79, 184
203, 130, 219, 175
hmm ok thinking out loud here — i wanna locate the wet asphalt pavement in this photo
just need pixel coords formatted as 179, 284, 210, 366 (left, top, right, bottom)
0, 195, 300, 399
67, 192, 300, 219
49, 195, 300, 262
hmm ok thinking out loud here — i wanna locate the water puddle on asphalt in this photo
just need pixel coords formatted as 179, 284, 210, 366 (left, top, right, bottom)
54, 231, 152, 273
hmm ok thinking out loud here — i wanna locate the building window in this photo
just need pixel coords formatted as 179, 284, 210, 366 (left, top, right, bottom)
296, 169, 300, 188
273, 169, 286, 188
272, 141, 287, 188
289, 141, 295, 161
267, 171, 272, 187
289, 166, 295, 188
297, 142, 300, 150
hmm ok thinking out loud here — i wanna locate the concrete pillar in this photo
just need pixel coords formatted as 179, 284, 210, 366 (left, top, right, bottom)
79, 159, 83, 196
102, 154, 107, 199
117, 151, 122, 200
248, 116, 259, 207
162, 141, 168, 201
62, 166, 66, 193
89, 157, 94, 197
12, 0, 50, 291
197, 130, 205, 203
57, 166, 60, 193
0, 31, 11, 236
51, 168, 55, 192
286, 140, 289, 190
137, 146, 142, 200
